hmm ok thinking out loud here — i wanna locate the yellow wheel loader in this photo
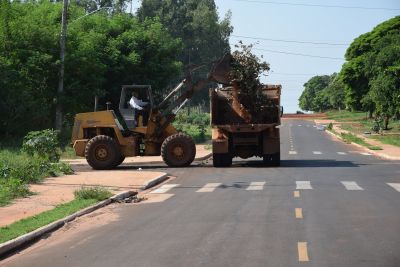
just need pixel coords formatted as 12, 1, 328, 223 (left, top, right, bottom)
71, 59, 229, 170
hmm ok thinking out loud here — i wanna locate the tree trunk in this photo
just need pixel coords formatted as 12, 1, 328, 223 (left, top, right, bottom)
384, 115, 389, 130
368, 109, 373, 119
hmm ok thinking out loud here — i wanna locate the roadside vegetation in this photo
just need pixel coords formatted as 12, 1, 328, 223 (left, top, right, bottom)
173, 108, 211, 143
0, 187, 111, 243
0, 130, 73, 207
299, 16, 399, 148
0, 0, 231, 140
340, 133, 382, 150
325, 110, 400, 148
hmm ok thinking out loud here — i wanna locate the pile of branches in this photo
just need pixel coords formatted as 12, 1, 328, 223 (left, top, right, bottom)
229, 42, 272, 122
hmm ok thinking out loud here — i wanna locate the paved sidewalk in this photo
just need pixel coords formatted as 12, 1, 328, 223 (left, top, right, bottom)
0, 170, 166, 227
0, 145, 211, 227
315, 119, 400, 160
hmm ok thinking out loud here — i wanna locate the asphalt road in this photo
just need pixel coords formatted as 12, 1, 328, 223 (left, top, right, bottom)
3, 119, 400, 267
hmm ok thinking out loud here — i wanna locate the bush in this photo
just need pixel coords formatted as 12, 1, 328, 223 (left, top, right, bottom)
0, 150, 74, 206
74, 187, 113, 201
22, 129, 61, 162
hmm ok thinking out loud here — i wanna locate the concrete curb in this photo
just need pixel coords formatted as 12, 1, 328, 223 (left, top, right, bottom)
140, 173, 169, 191
0, 191, 136, 257
325, 130, 400, 161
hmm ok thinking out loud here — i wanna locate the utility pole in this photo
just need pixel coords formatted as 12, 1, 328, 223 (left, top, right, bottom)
56, 0, 68, 131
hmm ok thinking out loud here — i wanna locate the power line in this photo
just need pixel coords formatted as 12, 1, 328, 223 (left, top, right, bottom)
233, 0, 400, 11
231, 34, 349, 46
253, 47, 345, 60
269, 72, 325, 76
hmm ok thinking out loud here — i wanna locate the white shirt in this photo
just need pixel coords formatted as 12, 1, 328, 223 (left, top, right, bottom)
129, 96, 148, 110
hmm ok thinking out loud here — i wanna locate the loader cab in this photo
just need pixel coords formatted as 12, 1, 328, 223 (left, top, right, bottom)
119, 85, 154, 129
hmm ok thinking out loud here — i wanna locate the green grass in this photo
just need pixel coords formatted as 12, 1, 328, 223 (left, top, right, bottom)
325, 110, 368, 122
326, 110, 400, 148
60, 146, 79, 159
0, 150, 74, 207
74, 187, 113, 201
0, 198, 98, 243
340, 133, 382, 150
370, 135, 400, 147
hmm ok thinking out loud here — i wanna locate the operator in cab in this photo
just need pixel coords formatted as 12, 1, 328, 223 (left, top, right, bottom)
129, 91, 149, 126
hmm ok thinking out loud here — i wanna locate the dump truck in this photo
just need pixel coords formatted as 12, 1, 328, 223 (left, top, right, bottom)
210, 84, 282, 167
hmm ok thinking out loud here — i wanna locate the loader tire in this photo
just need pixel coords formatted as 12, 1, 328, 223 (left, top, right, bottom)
161, 133, 196, 167
212, 153, 232, 167
85, 135, 121, 170
115, 155, 125, 167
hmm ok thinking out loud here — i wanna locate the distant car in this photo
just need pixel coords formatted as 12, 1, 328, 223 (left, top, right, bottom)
296, 110, 304, 114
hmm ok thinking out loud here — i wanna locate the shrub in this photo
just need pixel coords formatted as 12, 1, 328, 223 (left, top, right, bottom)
22, 129, 61, 162
0, 150, 74, 206
74, 187, 113, 201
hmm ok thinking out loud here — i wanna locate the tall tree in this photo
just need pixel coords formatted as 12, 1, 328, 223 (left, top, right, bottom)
298, 75, 331, 111
137, 0, 233, 105
339, 16, 400, 113
0, 2, 182, 137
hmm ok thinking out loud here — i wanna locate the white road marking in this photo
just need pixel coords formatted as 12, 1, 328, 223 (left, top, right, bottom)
337, 152, 347, 155
150, 184, 179, 194
313, 125, 316, 128
387, 183, 400, 192
196, 183, 221, 193
246, 182, 266, 191
289, 151, 298, 155
298, 125, 302, 127
296, 181, 313, 190
341, 181, 364, 191
313, 151, 322, 155
360, 152, 372, 156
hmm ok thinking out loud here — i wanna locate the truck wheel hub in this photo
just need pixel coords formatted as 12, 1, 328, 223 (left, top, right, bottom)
172, 146, 184, 158
95, 146, 108, 160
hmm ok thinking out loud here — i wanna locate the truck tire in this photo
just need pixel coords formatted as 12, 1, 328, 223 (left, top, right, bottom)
263, 152, 280, 166
85, 135, 121, 170
271, 152, 280, 166
161, 133, 196, 167
213, 153, 232, 167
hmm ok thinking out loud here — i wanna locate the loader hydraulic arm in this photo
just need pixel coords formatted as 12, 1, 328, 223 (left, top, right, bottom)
151, 55, 231, 138
157, 77, 210, 117
157, 54, 232, 117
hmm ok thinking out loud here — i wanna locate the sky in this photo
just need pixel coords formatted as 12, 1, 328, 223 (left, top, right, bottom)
213, 0, 400, 113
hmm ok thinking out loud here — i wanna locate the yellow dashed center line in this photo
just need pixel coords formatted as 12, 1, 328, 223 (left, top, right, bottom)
298, 242, 310, 262
295, 208, 303, 219
293, 190, 300, 198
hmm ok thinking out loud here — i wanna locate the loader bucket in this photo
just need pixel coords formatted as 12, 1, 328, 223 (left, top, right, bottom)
209, 53, 232, 85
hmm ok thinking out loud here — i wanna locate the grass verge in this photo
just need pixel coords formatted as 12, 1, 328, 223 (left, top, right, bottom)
340, 133, 382, 150
370, 135, 400, 147
0, 198, 97, 243
0, 187, 112, 243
